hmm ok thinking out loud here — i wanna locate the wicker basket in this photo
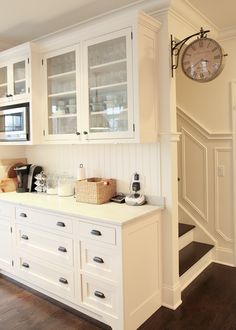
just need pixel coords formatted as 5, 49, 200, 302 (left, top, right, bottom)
75, 178, 116, 204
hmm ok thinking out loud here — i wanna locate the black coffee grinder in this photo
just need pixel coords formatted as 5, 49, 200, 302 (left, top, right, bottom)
15, 164, 43, 192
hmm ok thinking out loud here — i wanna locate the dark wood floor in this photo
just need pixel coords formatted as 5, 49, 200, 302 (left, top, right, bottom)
1, 263, 236, 329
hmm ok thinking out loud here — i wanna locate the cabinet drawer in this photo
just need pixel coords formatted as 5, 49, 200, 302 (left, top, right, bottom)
16, 225, 74, 267
16, 255, 75, 302
81, 275, 118, 316
78, 222, 116, 245
80, 241, 118, 280
0, 201, 14, 218
16, 207, 73, 234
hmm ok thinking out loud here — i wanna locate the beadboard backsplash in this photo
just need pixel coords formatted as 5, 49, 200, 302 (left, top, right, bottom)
25, 144, 161, 196
0, 146, 25, 158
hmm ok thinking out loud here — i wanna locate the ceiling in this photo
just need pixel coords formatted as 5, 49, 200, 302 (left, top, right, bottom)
0, 0, 143, 47
187, 0, 236, 30
0, 0, 235, 49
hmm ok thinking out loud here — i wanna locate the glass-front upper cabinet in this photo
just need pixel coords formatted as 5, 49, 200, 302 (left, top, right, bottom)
0, 66, 8, 99
45, 47, 78, 138
85, 28, 133, 139
13, 60, 26, 96
0, 58, 28, 105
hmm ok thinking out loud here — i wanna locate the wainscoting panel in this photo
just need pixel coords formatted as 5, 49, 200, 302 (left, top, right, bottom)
24, 143, 161, 197
181, 128, 208, 221
177, 107, 234, 265
214, 147, 233, 242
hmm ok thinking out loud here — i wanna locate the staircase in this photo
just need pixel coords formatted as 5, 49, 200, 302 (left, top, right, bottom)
179, 223, 214, 290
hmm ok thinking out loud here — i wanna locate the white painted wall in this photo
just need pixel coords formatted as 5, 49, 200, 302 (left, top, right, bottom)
24, 143, 161, 197
176, 37, 236, 133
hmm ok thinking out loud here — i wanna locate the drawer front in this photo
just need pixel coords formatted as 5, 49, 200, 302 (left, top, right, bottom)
16, 207, 73, 234
16, 255, 75, 302
16, 225, 74, 267
81, 275, 118, 316
0, 201, 14, 218
80, 241, 118, 280
78, 222, 116, 245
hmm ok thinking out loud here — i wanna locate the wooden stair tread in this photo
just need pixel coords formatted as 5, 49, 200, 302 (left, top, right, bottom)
178, 223, 195, 237
179, 242, 214, 276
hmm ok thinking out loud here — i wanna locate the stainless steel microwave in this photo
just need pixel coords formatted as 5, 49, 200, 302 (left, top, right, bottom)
0, 103, 29, 141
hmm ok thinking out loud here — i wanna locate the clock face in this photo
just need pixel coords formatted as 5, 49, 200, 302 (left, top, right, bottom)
181, 37, 225, 82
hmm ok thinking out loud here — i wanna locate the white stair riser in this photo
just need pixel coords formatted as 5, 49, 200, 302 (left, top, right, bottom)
180, 250, 213, 291
179, 230, 194, 251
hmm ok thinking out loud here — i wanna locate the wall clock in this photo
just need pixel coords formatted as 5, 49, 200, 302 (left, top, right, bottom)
171, 28, 227, 82
181, 37, 225, 82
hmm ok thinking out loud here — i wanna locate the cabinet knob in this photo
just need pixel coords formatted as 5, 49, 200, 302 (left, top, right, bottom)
21, 234, 29, 240
76, 131, 80, 136
83, 131, 88, 135
20, 213, 27, 218
94, 290, 105, 299
91, 229, 102, 236
8, 94, 13, 97
59, 277, 68, 284
56, 221, 65, 227
93, 256, 104, 264
58, 246, 67, 253
22, 262, 29, 268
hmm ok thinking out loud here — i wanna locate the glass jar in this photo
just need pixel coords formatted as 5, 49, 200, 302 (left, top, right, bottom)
58, 175, 75, 197
46, 175, 58, 195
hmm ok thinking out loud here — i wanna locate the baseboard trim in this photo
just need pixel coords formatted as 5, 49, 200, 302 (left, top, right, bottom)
162, 282, 182, 310
214, 247, 236, 266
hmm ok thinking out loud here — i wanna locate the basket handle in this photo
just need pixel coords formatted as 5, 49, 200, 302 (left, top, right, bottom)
103, 181, 109, 186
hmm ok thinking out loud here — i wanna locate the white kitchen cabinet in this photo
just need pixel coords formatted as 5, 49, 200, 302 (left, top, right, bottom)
0, 218, 12, 272
0, 57, 29, 105
0, 201, 15, 272
42, 12, 160, 143
0, 42, 43, 144
77, 214, 162, 330
0, 194, 162, 330
83, 28, 134, 140
14, 205, 76, 303
42, 46, 79, 140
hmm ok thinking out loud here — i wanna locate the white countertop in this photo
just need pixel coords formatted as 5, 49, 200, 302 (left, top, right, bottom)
0, 192, 162, 226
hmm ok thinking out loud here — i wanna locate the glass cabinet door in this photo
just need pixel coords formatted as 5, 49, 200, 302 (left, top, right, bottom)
46, 50, 77, 136
0, 66, 8, 99
13, 60, 26, 96
87, 30, 133, 138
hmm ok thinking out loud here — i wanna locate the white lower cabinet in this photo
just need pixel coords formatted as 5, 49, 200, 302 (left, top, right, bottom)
0, 200, 161, 330
0, 202, 15, 273
0, 217, 12, 272
16, 254, 75, 302
15, 224, 74, 267
81, 274, 119, 317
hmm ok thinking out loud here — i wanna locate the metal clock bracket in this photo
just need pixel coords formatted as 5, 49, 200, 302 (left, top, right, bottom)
171, 27, 210, 77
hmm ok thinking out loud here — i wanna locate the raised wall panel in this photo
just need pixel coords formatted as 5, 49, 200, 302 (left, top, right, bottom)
214, 147, 233, 242
181, 128, 208, 221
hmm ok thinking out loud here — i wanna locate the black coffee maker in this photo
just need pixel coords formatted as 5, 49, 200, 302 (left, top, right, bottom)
15, 164, 43, 193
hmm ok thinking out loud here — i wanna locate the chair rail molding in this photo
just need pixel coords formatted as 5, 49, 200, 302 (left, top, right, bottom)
177, 107, 233, 140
